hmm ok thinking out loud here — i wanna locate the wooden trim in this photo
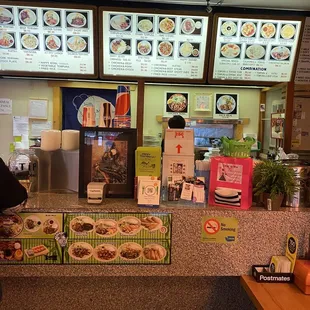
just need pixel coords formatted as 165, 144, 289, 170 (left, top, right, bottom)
99, 7, 211, 84
284, 81, 295, 152
208, 14, 305, 86
0, 1, 98, 79
137, 80, 145, 146
52, 87, 62, 130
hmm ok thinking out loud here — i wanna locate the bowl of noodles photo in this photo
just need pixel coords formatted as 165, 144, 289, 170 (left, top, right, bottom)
216, 95, 236, 114
21, 33, 38, 50
167, 93, 187, 112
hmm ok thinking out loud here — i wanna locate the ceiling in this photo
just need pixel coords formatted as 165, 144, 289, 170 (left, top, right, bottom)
123, 0, 310, 11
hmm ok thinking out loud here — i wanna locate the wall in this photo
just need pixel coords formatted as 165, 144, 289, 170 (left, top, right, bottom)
143, 84, 261, 138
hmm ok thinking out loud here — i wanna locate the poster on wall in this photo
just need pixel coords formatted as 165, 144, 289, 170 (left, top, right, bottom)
163, 92, 189, 118
194, 93, 212, 111
213, 93, 239, 119
209, 14, 303, 85
271, 113, 285, 139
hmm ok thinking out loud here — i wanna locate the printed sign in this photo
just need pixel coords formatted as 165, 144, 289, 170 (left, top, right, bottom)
164, 129, 194, 155
201, 216, 238, 243
217, 163, 243, 184
285, 233, 298, 272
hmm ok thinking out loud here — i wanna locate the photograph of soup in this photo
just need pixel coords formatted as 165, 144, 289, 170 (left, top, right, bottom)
221, 21, 237, 36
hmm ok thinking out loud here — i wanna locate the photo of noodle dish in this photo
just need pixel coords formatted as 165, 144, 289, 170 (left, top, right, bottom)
143, 244, 167, 261
241, 22, 256, 37
281, 24, 296, 40
0, 32, 14, 48
167, 93, 187, 112
179, 41, 193, 57
19, 8, 36, 26
70, 216, 94, 234
137, 40, 152, 56
117, 216, 141, 235
45, 35, 61, 51
93, 243, 118, 262
220, 43, 241, 58
158, 41, 173, 57
217, 95, 236, 114
110, 14, 131, 31
24, 215, 41, 232
67, 12, 86, 28
245, 44, 266, 60
261, 23, 276, 38
181, 18, 195, 34
159, 17, 175, 33
42, 219, 59, 235
0, 214, 23, 238
21, 33, 38, 50
137, 19, 153, 32
95, 219, 118, 237
44, 10, 59, 27
221, 21, 237, 36
68, 242, 93, 261
141, 216, 163, 232
118, 242, 143, 261
271, 46, 291, 61
67, 36, 87, 52
110, 38, 127, 55
0, 8, 13, 25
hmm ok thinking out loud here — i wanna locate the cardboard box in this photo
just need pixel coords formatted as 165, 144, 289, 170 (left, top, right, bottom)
164, 129, 194, 155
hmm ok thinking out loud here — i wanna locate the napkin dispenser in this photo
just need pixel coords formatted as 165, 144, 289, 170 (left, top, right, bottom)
87, 182, 106, 204
294, 260, 310, 294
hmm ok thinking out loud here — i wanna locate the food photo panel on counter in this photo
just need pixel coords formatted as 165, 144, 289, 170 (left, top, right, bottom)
0, 1, 98, 78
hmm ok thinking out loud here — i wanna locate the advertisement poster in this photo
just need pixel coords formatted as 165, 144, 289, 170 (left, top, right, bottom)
102, 11, 209, 80
0, 5, 95, 75
164, 92, 189, 118
213, 93, 239, 119
201, 216, 238, 243
212, 17, 302, 83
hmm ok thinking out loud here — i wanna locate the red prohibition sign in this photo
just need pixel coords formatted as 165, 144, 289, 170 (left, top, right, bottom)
204, 219, 220, 235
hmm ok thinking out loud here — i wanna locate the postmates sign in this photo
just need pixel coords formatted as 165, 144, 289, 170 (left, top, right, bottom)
201, 216, 238, 243
164, 129, 194, 155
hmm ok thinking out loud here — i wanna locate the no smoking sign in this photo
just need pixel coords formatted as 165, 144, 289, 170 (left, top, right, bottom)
204, 219, 220, 235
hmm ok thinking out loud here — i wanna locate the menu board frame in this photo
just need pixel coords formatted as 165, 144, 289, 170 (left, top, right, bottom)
99, 7, 212, 83
208, 14, 305, 86
0, 1, 98, 79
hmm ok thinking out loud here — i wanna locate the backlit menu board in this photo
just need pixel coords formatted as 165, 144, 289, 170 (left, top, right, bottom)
210, 15, 302, 84
0, 3, 96, 77
101, 10, 209, 81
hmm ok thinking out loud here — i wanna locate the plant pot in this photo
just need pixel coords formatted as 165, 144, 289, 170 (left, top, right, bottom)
263, 193, 284, 210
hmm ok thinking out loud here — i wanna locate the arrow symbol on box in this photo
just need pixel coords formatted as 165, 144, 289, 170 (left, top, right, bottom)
176, 144, 182, 154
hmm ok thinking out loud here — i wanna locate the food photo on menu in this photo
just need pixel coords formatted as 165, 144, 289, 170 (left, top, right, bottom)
180, 17, 203, 35
158, 40, 174, 57
158, 16, 176, 34
0, 7, 14, 25
137, 40, 152, 56
221, 20, 238, 37
18, 8, 37, 26
241, 21, 257, 37
137, 16, 154, 33
270, 45, 291, 61
20, 33, 39, 50
0, 32, 15, 49
220, 43, 242, 59
43, 10, 61, 27
110, 38, 131, 55
66, 35, 89, 53
66, 11, 88, 28
245, 44, 266, 60
44, 34, 62, 51
280, 23, 297, 40
109, 14, 132, 31
179, 41, 200, 58
260, 22, 277, 39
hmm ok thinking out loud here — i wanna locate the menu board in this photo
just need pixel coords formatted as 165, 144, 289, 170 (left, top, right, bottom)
101, 10, 209, 81
210, 15, 302, 84
0, 3, 96, 77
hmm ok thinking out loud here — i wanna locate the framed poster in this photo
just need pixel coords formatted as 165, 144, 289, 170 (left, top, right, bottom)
79, 127, 137, 198
28, 98, 48, 119
271, 113, 285, 139
194, 93, 212, 111
164, 92, 189, 118
213, 93, 239, 119
0, 1, 98, 79
99, 7, 211, 83
208, 14, 304, 86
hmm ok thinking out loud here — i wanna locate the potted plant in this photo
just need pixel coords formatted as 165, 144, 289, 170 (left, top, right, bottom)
253, 160, 298, 209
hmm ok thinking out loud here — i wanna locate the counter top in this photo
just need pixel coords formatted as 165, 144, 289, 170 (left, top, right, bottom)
1, 193, 309, 278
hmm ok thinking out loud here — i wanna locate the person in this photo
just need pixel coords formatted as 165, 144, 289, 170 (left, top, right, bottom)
0, 157, 28, 214
161, 115, 186, 153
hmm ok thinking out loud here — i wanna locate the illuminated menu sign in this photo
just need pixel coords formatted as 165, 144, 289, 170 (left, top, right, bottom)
102, 11, 209, 80
211, 16, 302, 83
0, 4, 95, 76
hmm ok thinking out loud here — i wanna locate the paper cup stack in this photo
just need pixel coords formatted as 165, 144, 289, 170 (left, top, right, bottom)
62, 130, 80, 151
41, 130, 62, 151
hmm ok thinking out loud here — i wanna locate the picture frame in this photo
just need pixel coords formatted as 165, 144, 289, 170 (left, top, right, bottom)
79, 127, 137, 198
28, 98, 49, 119
194, 93, 212, 111
271, 113, 285, 140
164, 91, 189, 118
213, 93, 239, 119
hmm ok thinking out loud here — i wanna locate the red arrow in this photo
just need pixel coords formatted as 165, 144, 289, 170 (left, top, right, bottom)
176, 144, 182, 154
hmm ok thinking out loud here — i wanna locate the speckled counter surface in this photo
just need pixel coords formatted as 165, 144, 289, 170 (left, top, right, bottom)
1, 193, 309, 278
